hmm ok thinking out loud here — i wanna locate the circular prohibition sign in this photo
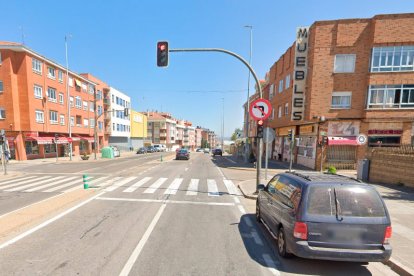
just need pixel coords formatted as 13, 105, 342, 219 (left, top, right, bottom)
249, 98, 272, 121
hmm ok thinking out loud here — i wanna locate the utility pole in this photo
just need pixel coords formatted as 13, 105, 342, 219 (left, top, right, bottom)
94, 88, 98, 160
221, 98, 224, 150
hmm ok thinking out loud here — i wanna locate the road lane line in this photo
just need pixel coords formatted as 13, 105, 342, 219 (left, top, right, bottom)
238, 205, 246, 215
143, 178, 168, 194
0, 191, 106, 250
164, 178, 183, 195
262, 254, 281, 276
0, 176, 50, 190
225, 157, 237, 164
207, 179, 219, 196
233, 197, 240, 204
5, 177, 54, 191
105, 177, 137, 192
119, 203, 167, 276
96, 197, 235, 206
26, 176, 77, 192
186, 179, 199, 196
0, 176, 37, 187
123, 177, 152, 193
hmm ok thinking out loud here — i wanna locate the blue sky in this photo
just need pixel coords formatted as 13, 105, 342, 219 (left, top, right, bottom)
2, 0, 414, 137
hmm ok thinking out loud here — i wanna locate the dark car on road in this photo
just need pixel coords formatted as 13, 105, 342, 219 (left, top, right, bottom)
136, 147, 147, 154
146, 146, 156, 153
256, 171, 392, 262
176, 149, 190, 160
212, 148, 222, 156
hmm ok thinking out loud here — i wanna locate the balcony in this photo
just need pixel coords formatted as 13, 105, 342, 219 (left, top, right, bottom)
159, 133, 167, 137
103, 98, 111, 105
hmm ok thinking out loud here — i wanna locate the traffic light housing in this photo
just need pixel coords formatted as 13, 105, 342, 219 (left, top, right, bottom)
287, 129, 293, 141
257, 120, 264, 138
157, 41, 169, 67
322, 135, 328, 146
55, 134, 59, 142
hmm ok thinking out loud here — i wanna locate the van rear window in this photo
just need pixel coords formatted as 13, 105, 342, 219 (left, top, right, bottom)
306, 185, 386, 217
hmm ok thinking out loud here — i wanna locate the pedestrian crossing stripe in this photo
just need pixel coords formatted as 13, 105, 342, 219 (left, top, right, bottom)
0, 175, 241, 197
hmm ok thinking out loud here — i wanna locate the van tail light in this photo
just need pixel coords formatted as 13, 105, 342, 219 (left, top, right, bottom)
293, 222, 308, 240
383, 226, 392, 244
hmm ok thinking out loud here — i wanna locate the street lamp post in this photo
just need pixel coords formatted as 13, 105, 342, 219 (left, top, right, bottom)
65, 35, 72, 161
244, 25, 253, 162
221, 98, 224, 150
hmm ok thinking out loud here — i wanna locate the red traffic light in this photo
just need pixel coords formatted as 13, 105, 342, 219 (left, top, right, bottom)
257, 120, 264, 126
157, 41, 169, 67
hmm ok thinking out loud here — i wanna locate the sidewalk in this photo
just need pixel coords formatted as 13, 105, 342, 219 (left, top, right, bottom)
236, 169, 414, 276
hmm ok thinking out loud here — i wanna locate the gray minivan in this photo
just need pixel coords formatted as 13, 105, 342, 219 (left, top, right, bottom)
256, 172, 392, 262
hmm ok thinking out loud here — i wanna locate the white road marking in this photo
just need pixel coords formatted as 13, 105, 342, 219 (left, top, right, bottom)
105, 177, 137, 192
184, 168, 189, 171
224, 179, 242, 196
392, 222, 414, 242
119, 203, 167, 276
26, 176, 77, 192
5, 177, 54, 192
216, 167, 225, 178
46, 176, 108, 193
207, 179, 219, 196
262, 254, 281, 276
164, 178, 183, 195
225, 157, 237, 164
143, 178, 168, 194
186, 179, 199, 196
238, 205, 246, 215
123, 177, 152, 193
0, 191, 105, 250
0, 176, 37, 187
233, 197, 240, 204
96, 197, 235, 206
0, 176, 50, 190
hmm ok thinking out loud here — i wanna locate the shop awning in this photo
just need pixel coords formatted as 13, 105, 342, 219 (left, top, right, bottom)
26, 136, 54, 145
328, 136, 358, 146
74, 79, 82, 87
79, 136, 95, 143
55, 137, 72, 144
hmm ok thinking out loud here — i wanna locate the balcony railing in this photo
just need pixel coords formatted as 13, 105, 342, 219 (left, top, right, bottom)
103, 98, 111, 105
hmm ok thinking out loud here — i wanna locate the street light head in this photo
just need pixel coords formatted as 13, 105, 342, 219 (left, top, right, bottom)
244, 25, 253, 29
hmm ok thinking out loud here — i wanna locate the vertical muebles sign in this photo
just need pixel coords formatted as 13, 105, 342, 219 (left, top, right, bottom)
292, 27, 309, 121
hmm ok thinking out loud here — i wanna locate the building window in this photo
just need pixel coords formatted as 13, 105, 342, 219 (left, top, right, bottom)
285, 103, 289, 115
83, 118, 89, 127
34, 85, 43, 99
98, 121, 103, 131
0, 81, 3, 93
112, 95, 114, 103
83, 101, 88, 111
70, 96, 74, 107
49, 110, 58, 124
75, 97, 82, 108
47, 87, 57, 102
88, 84, 94, 94
278, 106, 282, 118
331, 92, 352, 109
285, 74, 291, 89
90, 118, 95, 128
35, 110, 44, 123
58, 70, 63, 82
59, 93, 64, 104
113, 123, 115, 131
81, 83, 87, 92
0, 108, 5, 119
269, 84, 274, 100
368, 84, 414, 109
278, 79, 284, 93
32, 58, 42, 74
89, 101, 94, 112
70, 116, 74, 126
76, 115, 82, 126
334, 54, 356, 73
270, 109, 275, 120
47, 67, 55, 79
60, 114, 65, 125
44, 144, 56, 154
69, 77, 73, 87
25, 141, 39, 155
97, 105, 102, 116
371, 46, 414, 72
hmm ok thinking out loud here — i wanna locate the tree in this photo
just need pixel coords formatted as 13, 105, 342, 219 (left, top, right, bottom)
201, 139, 210, 148
231, 128, 242, 141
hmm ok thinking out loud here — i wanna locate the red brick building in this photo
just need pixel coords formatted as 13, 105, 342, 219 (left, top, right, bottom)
251, 13, 414, 170
0, 42, 105, 160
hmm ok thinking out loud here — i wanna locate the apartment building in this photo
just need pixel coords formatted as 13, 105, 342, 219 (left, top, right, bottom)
0, 42, 104, 160
255, 13, 414, 170
195, 127, 203, 148
108, 87, 131, 151
183, 121, 196, 150
147, 112, 176, 149
130, 110, 147, 149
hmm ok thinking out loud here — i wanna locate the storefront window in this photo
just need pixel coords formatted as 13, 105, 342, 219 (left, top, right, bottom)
25, 141, 39, 155
80, 141, 88, 151
297, 137, 316, 158
44, 144, 56, 153
368, 136, 401, 147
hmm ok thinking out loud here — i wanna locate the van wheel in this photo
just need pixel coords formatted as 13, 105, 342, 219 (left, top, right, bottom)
277, 227, 292, 258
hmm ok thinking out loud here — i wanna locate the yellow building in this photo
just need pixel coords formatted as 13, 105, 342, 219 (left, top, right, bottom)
130, 110, 147, 149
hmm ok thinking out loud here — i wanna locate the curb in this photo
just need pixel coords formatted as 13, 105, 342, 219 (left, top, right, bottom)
237, 184, 258, 200
384, 258, 414, 276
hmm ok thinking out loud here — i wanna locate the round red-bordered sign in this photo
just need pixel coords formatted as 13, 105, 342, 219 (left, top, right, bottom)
249, 99, 272, 121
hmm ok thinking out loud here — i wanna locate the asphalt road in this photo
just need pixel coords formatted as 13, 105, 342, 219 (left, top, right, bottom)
0, 153, 398, 275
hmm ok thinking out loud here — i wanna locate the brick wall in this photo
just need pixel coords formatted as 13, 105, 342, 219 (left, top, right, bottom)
368, 146, 414, 188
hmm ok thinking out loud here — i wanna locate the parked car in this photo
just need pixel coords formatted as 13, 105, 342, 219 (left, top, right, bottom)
153, 144, 166, 152
176, 149, 190, 160
203, 148, 210, 154
136, 147, 147, 154
212, 148, 222, 156
256, 171, 392, 262
196, 148, 203, 152
146, 146, 156, 153
111, 146, 120, 157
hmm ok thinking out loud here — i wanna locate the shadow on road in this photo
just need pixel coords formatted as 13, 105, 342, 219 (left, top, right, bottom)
238, 214, 374, 275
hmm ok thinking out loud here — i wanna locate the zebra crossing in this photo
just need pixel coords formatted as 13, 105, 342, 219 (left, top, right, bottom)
0, 175, 242, 197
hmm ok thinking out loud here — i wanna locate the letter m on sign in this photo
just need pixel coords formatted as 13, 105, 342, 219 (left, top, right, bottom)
297, 28, 308, 39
